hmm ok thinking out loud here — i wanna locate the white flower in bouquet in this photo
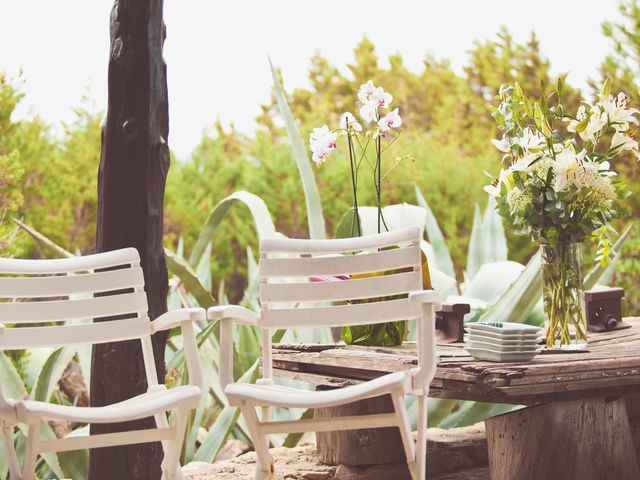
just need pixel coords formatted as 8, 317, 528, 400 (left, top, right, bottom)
611, 131, 640, 157
600, 92, 639, 131
567, 105, 607, 144
552, 148, 586, 192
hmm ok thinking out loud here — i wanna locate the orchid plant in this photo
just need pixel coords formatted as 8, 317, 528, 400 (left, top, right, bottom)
309, 80, 411, 236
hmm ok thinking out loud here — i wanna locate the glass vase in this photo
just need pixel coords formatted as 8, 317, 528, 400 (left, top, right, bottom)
540, 242, 587, 350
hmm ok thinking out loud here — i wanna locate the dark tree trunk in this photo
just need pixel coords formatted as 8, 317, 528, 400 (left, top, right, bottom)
90, 1, 170, 479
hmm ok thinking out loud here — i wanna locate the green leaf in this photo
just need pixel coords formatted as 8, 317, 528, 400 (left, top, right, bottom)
194, 360, 260, 462
477, 251, 542, 325
269, 58, 326, 240
165, 248, 216, 309
583, 224, 633, 290
32, 347, 77, 402
414, 184, 456, 278
282, 408, 315, 447
438, 401, 516, 428
189, 190, 277, 268
465, 204, 484, 281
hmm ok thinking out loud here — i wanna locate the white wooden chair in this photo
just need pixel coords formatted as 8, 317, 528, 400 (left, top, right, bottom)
209, 226, 441, 480
0, 248, 205, 480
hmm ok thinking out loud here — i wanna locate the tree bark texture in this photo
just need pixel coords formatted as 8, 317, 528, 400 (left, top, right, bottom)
91, 1, 170, 479
485, 397, 640, 480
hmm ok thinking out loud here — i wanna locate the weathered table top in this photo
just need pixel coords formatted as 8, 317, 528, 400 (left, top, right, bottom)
273, 317, 640, 405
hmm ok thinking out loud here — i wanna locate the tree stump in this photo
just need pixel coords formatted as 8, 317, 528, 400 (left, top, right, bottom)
485, 397, 640, 480
315, 393, 405, 466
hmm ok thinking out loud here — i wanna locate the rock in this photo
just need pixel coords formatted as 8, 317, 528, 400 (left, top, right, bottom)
216, 439, 251, 461
334, 463, 410, 480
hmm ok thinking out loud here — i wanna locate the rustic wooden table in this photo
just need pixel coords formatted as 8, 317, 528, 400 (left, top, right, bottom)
272, 317, 640, 480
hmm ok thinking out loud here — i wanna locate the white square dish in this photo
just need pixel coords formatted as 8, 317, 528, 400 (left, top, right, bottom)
464, 346, 541, 362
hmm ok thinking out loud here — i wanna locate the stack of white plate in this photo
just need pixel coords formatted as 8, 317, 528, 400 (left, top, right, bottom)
464, 322, 543, 362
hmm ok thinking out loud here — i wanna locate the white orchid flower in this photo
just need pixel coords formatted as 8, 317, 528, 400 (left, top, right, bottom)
339, 112, 363, 132
357, 80, 376, 104
309, 125, 338, 166
359, 102, 377, 124
377, 108, 402, 133
370, 86, 393, 109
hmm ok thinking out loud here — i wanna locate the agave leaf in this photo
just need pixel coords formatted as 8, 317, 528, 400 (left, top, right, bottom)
269, 58, 326, 240
476, 252, 542, 325
438, 401, 516, 428
355, 204, 427, 235
32, 347, 77, 402
189, 190, 277, 268
1, 354, 66, 478
481, 197, 508, 264
462, 261, 524, 303
583, 223, 633, 290
414, 185, 456, 278
282, 408, 315, 447
465, 204, 483, 281
194, 360, 260, 462
165, 248, 216, 309
12, 218, 74, 258
428, 399, 462, 427
195, 241, 213, 291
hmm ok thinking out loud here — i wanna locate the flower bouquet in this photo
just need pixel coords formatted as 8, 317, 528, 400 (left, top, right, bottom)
486, 79, 638, 349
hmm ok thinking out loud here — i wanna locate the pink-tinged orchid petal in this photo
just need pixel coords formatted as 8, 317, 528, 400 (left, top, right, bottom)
377, 108, 402, 133
370, 86, 393, 109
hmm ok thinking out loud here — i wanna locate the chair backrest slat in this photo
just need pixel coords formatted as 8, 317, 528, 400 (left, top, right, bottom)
260, 227, 418, 254
0, 248, 140, 274
259, 244, 420, 278
261, 297, 421, 328
258, 226, 423, 330
0, 291, 148, 323
0, 267, 145, 298
0, 317, 151, 349
260, 270, 421, 303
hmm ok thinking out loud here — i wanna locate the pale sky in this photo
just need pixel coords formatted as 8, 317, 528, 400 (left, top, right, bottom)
0, 0, 623, 159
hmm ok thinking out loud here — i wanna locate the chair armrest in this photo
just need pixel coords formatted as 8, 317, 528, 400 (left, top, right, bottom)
150, 308, 205, 388
409, 289, 443, 308
207, 305, 260, 326
408, 290, 441, 391
207, 305, 261, 391
150, 308, 206, 333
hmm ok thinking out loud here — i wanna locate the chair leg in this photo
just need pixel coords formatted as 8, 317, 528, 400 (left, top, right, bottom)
241, 406, 274, 480
2, 425, 22, 480
391, 393, 417, 480
22, 422, 41, 480
164, 407, 189, 480
415, 395, 428, 480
